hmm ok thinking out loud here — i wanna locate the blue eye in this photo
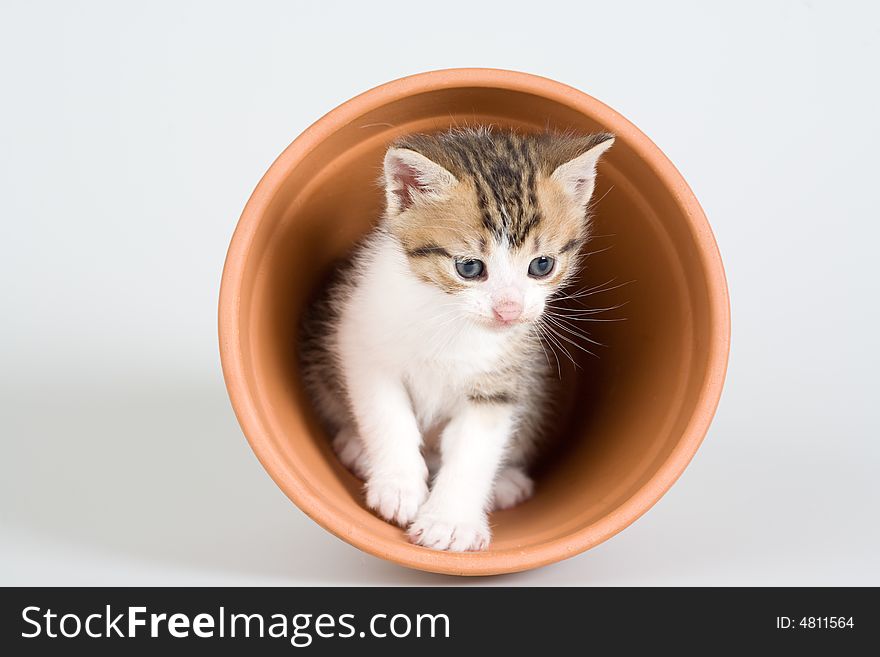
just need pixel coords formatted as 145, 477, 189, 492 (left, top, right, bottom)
455, 258, 485, 279
528, 256, 555, 278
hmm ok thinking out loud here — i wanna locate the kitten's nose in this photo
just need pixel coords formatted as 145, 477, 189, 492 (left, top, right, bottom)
492, 290, 523, 323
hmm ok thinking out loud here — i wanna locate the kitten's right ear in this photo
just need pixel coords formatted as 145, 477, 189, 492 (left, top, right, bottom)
383, 148, 458, 215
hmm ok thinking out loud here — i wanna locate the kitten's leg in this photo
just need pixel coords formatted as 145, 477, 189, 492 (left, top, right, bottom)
490, 389, 542, 511
332, 425, 369, 480
408, 402, 515, 551
491, 466, 534, 511
346, 370, 428, 527
421, 423, 444, 479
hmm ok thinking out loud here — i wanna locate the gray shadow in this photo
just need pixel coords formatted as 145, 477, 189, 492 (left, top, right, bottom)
0, 375, 472, 584
3, 375, 798, 586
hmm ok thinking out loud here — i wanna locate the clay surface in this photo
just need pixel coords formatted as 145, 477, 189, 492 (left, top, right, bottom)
218, 69, 730, 575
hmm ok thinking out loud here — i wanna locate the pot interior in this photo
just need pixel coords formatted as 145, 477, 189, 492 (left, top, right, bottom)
232, 85, 715, 560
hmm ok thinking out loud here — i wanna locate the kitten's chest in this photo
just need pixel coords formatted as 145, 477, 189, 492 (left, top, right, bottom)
402, 328, 509, 427
403, 365, 473, 431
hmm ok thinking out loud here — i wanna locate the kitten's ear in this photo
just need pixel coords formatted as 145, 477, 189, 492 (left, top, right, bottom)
383, 148, 458, 215
551, 134, 615, 212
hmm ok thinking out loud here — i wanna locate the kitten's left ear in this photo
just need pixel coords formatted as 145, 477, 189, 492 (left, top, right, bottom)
551, 134, 615, 212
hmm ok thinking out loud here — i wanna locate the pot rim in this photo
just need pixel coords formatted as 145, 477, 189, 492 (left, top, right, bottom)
218, 68, 731, 576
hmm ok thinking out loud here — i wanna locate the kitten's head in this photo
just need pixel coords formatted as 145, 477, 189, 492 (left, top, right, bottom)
382, 128, 614, 330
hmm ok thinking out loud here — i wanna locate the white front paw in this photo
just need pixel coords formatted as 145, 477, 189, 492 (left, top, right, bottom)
491, 467, 534, 511
408, 510, 490, 552
365, 474, 428, 527
332, 426, 369, 480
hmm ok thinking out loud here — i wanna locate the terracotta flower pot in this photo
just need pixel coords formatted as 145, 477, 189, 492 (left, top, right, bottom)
218, 68, 730, 576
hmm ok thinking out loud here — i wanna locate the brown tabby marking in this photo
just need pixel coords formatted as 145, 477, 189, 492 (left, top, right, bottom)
386, 129, 613, 294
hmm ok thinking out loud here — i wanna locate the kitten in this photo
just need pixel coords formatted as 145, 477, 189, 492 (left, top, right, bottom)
300, 127, 614, 551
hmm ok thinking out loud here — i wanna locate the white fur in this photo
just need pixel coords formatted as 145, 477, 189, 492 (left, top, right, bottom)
334, 234, 531, 547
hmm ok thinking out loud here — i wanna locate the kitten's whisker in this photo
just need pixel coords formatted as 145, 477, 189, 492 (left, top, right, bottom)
541, 320, 599, 359
547, 315, 627, 323
425, 307, 460, 328
546, 308, 629, 321
544, 313, 603, 344
428, 311, 468, 354
587, 184, 615, 212
537, 318, 579, 369
530, 325, 558, 378
534, 321, 564, 377
563, 278, 631, 299
579, 244, 616, 258
559, 285, 624, 301
550, 277, 620, 300
423, 305, 466, 355
544, 313, 606, 348
545, 301, 629, 315
548, 280, 632, 305
438, 309, 474, 352
546, 331, 580, 369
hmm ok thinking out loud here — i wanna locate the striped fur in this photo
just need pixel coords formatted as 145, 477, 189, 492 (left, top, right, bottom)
392, 128, 613, 246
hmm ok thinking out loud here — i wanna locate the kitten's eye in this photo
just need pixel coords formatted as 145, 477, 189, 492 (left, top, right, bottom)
454, 258, 485, 280
528, 256, 555, 278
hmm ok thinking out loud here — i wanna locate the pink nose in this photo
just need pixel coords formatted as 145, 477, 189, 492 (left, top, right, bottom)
492, 300, 523, 323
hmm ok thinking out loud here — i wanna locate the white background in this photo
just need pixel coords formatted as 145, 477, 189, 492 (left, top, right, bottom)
2, 0, 878, 585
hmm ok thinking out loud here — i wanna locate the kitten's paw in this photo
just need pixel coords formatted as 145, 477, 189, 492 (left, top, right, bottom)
408, 512, 491, 552
365, 474, 428, 527
332, 426, 369, 480
491, 467, 534, 511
